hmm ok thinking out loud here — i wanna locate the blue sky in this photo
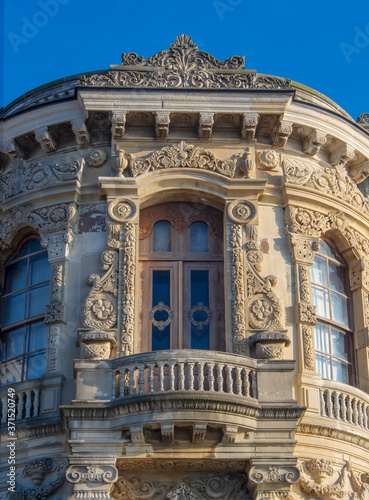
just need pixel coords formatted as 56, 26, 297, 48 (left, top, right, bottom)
1, 0, 369, 120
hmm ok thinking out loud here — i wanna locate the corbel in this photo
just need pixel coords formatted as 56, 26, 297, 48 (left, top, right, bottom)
198, 112, 214, 139
272, 120, 293, 147
330, 143, 356, 167
221, 425, 239, 443
302, 129, 327, 156
155, 111, 170, 138
72, 119, 90, 145
129, 425, 145, 444
2, 139, 27, 160
192, 422, 207, 443
111, 112, 126, 140
241, 113, 259, 142
357, 113, 369, 131
160, 422, 174, 442
34, 126, 57, 153
348, 160, 369, 184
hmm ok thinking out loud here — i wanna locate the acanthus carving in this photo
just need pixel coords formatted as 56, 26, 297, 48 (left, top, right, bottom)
42, 233, 72, 260
130, 141, 236, 178
79, 34, 291, 91
0, 157, 81, 201
287, 232, 319, 265
8, 458, 67, 500
83, 249, 118, 330
120, 223, 136, 355
283, 157, 369, 215
230, 224, 247, 354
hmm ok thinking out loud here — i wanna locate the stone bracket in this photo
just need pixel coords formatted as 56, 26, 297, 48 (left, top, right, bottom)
330, 143, 356, 167
155, 111, 170, 138
272, 120, 293, 148
302, 129, 327, 156
112, 113, 126, 140
35, 126, 57, 153
198, 112, 214, 139
72, 119, 90, 145
241, 113, 259, 142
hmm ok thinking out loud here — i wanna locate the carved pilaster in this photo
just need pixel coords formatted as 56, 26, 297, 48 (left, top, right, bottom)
272, 120, 293, 148
155, 111, 170, 138
198, 112, 214, 139
330, 143, 356, 167
72, 119, 90, 145
119, 223, 136, 355
66, 464, 118, 499
34, 126, 57, 153
111, 113, 126, 140
248, 460, 299, 500
286, 232, 319, 266
241, 113, 259, 142
302, 130, 327, 156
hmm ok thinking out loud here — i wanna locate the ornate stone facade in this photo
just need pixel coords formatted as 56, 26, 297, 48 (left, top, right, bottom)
1, 36, 369, 500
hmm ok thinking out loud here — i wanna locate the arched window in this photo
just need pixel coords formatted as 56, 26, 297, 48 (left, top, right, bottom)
1, 238, 50, 385
311, 239, 354, 384
139, 202, 224, 352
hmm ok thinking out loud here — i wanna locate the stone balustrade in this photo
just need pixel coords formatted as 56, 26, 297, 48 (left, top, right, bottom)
320, 386, 369, 431
112, 351, 258, 400
0, 388, 40, 424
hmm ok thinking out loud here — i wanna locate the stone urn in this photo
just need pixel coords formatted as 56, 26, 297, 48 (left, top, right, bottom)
249, 330, 291, 360
77, 329, 117, 360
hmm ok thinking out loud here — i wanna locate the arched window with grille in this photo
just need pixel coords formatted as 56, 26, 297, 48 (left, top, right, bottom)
311, 239, 354, 385
1, 238, 50, 385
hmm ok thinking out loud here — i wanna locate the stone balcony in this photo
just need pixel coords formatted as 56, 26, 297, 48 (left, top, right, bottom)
62, 350, 304, 459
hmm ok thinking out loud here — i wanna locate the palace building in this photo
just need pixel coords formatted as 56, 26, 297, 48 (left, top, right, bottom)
1, 35, 369, 499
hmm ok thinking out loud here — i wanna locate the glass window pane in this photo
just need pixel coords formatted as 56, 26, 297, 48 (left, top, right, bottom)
190, 270, 210, 350
328, 261, 347, 294
331, 292, 349, 327
0, 359, 23, 384
5, 260, 27, 293
28, 239, 43, 254
152, 270, 171, 350
316, 353, 332, 380
312, 285, 330, 320
28, 322, 48, 352
25, 351, 46, 380
153, 221, 171, 252
12, 240, 32, 259
332, 358, 349, 384
314, 323, 330, 353
331, 327, 349, 361
318, 240, 337, 259
3, 292, 26, 326
2, 327, 25, 359
29, 253, 50, 285
26, 284, 50, 318
190, 222, 209, 252
311, 255, 328, 286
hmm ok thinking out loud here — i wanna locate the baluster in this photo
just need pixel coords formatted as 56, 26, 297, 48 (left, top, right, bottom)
25, 390, 32, 419
1, 397, 8, 424
188, 362, 195, 391
15, 395, 22, 420
198, 362, 204, 391
129, 367, 135, 395
33, 389, 40, 417
235, 367, 242, 395
118, 370, 125, 397
243, 369, 250, 397
251, 371, 257, 399
326, 390, 334, 418
363, 404, 369, 430
341, 394, 348, 422
178, 363, 185, 391
169, 363, 176, 391
359, 402, 365, 427
320, 389, 326, 416
112, 371, 117, 398
347, 395, 353, 423
352, 398, 359, 425
207, 363, 215, 392
226, 366, 233, 393
158, 362, 165, 392
148, 364, 156, 393
138, 366, 145, 394
333, 391, 340, 420
216, 364, 224, 393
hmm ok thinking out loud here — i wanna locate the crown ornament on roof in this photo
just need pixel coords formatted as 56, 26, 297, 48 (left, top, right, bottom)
78, 35, 291, 90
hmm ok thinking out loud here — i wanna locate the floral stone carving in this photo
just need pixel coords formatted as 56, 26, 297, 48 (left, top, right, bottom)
108, 198, 137, 222
249, 331, 291, 359
85, 149, 107, 168
228, 200, 256, 224
258, 150, 279, 170
79, 34, 291, 91
77, 329, 117, 359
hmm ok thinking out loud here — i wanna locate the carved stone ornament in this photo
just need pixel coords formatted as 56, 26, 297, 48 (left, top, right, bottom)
72, 118, 90, 144
287, 232, 319, 265
42, 234, 71, 261
302, 326, 316, 370
242, 113, 259, 142
272, 121, 293, 148
150, 301, 174, 330
66, 464, 118, 484
227, 200, 256, 224
44, 301, 65, 324
7, 458, 67, 500
230, 224, 247, 354
77, 329, 117, 359
249, 331, 291, 360
78, 34, 291, 91
283, 156, 369, 215
83, 249, 118, 330
302, 130, 327, 157
0, 157, 81, 201
155, 111, 170, 138
113, 149, 130, 176
248, 465, 300, 486
112, 113, 126, 140
85, 149, 107, 168
120, 223, 136, 355
130, 141, 236, 178
258, 150, 279, 170
108, 198, 137, 222
34, 126, 57, 153
198, 112, 214, 140
47, 325, 61, 371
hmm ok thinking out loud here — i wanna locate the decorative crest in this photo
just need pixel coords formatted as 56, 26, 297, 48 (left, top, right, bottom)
78, 35, 291, 90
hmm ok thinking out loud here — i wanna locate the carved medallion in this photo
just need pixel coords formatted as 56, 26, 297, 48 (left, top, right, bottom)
227, 200, 256, 224
108, 198, 137, 222
85, 149, 107, 168
258, 150, 279, 170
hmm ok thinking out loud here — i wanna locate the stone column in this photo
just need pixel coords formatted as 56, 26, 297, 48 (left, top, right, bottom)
66, 461, 118, 499
248, 459, 299, 500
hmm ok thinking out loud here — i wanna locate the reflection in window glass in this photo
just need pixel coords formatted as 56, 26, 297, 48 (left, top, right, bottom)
153, 221, 171, 252
190, 270, 210, 350
152, 270, 171, 350
190, 222, 208, 252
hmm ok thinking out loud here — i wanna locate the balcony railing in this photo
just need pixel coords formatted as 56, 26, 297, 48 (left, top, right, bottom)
112, 351, 258, 400
0, 388, 40, 424
320, 387, 369, 431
